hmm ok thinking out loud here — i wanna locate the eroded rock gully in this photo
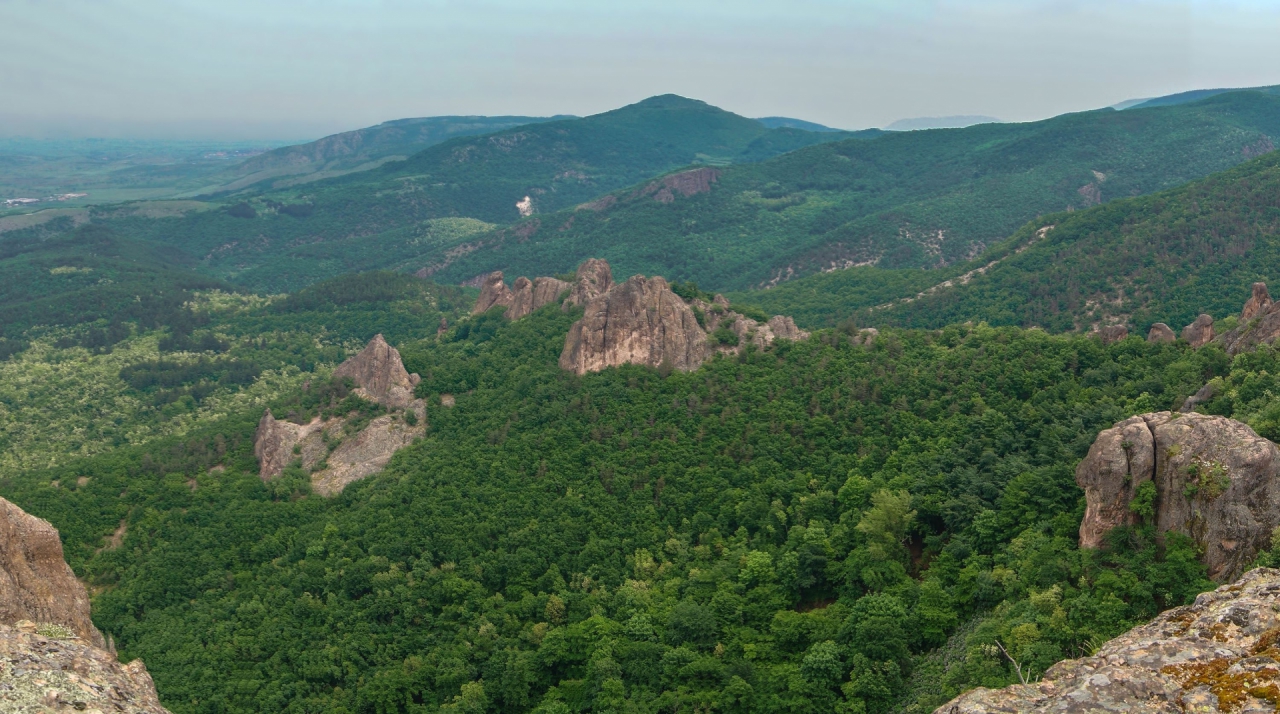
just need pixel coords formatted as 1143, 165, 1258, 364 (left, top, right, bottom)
254, 334, 425, 496
936, 568, 1280, 713
1, 497, 170, 713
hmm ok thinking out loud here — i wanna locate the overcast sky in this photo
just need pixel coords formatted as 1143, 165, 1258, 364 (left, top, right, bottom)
2, 0, 1278, 140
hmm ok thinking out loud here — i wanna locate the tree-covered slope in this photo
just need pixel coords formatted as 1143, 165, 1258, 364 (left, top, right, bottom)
857, 149, 1280, 334
96, 95, 855, 292
425, 91, 1280, 291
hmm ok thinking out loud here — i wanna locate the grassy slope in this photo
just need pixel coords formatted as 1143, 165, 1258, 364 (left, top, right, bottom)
428, 92, 1280, 291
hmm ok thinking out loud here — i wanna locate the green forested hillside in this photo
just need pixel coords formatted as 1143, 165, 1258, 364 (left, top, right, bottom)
427, 92, 1280, 290
5, 291, 1265, 714
86, 96, 853, 292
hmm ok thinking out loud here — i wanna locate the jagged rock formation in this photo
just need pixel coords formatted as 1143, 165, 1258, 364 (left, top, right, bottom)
1, 498, 169, 713
473, 271, 574, 319
1076, 412, 1280, 581
560, 275, 708, 374
254, 336, 426, 495
1222, 286, 1280, 356
1242, 282, 1272, 321
472, 271, 514, 315
935, 568, 1280, 714
559, 261, 809, 374
1, 497, 104, 648
1184, 314, 1216, 348
1147, 322, 1176, 343
332, 334, 420, 409
563, 258, 614, 309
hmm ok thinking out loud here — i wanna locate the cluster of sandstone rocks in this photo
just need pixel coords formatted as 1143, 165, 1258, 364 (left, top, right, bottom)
1131, 282, 1280, 354
472, 258, 810, 375
1, 497, 170, 713
937, 567, 1280, 713
254, 334, 426, 497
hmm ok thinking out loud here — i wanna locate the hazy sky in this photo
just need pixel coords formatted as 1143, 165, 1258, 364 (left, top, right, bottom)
2, 0, 1278, 139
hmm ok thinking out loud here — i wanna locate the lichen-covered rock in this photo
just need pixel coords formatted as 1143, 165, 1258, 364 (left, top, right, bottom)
1147, 322, 1176, 343
310, 415, 424, 497
332, 334, 420, 409
1183, 314, 1216, 348
934, 568, 1280, 713
563, 258, 614, 309
1076, 412, 1280, 581
560, 275, 706, 374
472, 271, 514, 315
1, 498, 104, 648
0, 622, 170, 713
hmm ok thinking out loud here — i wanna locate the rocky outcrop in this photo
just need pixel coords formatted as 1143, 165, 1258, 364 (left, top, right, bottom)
935, 568, 1280, 714
694, 299, 811, 354
0, 498, 169, 713
1147, 322, 1176, 343
332, 334, 420, 409
767, 316, 809, 341
1094, 324, 1128, 345
254, 335, 426, 495
311, 414, 424, 497
472, 271, 514, 315
1184, 314, 1216, 348
1, 498, 104, 648
1221, 284, 1280, 356
560, 275, 707, 374
1242, 282, 1272, 321
1076, 412, 1280, 581
563, 258, 614, 309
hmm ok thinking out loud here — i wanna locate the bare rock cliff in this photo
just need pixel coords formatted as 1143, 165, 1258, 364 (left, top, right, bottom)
473, 271, 572, 319
311, 415, 424, 497
562, 258, 613, 309
1, 497, 104, 648
1077, 411, 1280, 581
936, 568, 1280, 713
1, 497, 169, 713
1222, 284, 1280, 356
472, 271, 514, 315
332, 334, 420, 409
560, 275, 707, 374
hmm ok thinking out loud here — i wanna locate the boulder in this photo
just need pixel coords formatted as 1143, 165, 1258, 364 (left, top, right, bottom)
1183, 314, 1215, 348
1076, 412, 1280, 581
1242, 282, 1272, 321
311, 414, 425, 497
332, 334, 421, 409
560, 275, 707, 374
1180, 382, 1218, 413
472, 271, 514, 315
1147, 322, 1176, 343
935, 568, 1280, 714
1095, 324, 1128, 344
563, 258, 614, 309
1, 497, 104, 647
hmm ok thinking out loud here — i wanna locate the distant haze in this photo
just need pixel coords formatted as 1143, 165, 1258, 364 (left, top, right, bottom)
885, 116, 1001, 131
2, 0, 1279, 140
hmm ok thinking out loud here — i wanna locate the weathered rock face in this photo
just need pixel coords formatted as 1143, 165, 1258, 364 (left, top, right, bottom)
767, 315, 809, 341
1147, 322, 1176, 343
332, 334, 420, 409
934, 568, 1280, 714
311, 414, 425, 497
560, 275, 707, 374
473, 271, 514, 315
1242, 282, 1273, 321
0, 498, 169, 713
1, 498, 104, 648
1095, 324, 1128, 344
1, 622, 170, 713
695, 300, 812, 354
1077, 412, 1280, 581
254, 411, 324, 480
563, 258, 614, 309
1222, 296, 1280, 356
506, 275, 572, 319
1183, 314, 1216, 348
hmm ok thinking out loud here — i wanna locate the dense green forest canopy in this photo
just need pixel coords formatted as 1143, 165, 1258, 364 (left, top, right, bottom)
6, 287, 1271, 713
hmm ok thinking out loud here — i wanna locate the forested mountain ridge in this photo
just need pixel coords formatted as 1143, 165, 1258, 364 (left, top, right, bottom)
420, 91, 1280, 291
93, 95, 858, 292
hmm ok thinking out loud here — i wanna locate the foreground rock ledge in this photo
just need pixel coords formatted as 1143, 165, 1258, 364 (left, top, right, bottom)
936, 568, 1280, 713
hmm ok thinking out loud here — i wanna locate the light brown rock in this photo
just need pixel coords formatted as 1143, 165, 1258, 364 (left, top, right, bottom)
254, 411, 325, 480
935, 568, 1280, 714
767, 315, 810, 341
1242, 282, 1272, 321
507, 276, 571, 319
560, 275, 707, 374
1147, 323, 1176, 343
1183, 314, 1215, 348
310, 415, 424, 496
562, 258, 614, 309
0, 498, 104, 648
1077, 412, 1280, 581
472, 271, 514, 315
332, 334, 420, 409
1094, 324, 1128, 345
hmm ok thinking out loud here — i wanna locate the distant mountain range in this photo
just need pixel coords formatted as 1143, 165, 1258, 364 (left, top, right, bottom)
883, 115, 1001, 131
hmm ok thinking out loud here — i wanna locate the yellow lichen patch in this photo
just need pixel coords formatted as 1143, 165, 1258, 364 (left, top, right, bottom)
1162, 658, 1280, 712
